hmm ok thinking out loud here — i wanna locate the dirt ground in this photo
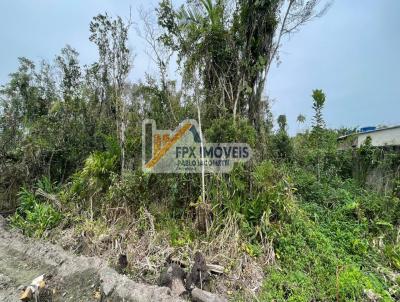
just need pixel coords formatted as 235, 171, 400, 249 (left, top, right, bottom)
0, 216, 185, 302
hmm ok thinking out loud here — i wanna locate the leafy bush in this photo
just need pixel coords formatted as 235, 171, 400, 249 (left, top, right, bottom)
10, 182, 61, 237
272, 131, 293, 161
205, 118, 256, 147
105, 171, 152, 208
207, 161, 297, 244
255, 160, 400, 301
68, 136, 120, 202
338, 266, 391, 301
384, 244, 400, 270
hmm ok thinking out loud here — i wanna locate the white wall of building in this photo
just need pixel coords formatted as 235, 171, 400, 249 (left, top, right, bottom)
356, 127, 400, 147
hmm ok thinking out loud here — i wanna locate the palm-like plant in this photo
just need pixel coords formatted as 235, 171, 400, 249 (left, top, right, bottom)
296, 114, 306, 133
178, 0, 224, 28
297, 114, 306, 124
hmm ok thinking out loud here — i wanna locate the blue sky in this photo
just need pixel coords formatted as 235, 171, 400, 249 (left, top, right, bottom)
0, 0, 399, 134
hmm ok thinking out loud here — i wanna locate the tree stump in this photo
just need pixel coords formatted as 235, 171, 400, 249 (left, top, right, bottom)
186, 251, 208, 290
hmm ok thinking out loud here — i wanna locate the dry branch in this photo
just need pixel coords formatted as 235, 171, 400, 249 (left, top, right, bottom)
35, 188, 62, 210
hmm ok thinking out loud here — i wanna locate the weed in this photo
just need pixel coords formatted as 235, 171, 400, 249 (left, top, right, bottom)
10, 180, 61, 237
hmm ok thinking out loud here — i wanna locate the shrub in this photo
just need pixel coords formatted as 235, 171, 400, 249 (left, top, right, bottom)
9, 183, 61, 237
338, 266, 391, 301
68, 136, 120, 204
384, 244, 400, 270
205, 118, 256, 147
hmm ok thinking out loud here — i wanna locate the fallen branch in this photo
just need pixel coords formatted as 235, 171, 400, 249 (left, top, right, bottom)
169, 258, 224, 275
0, 209, 15, 217
206, 264, 224, 275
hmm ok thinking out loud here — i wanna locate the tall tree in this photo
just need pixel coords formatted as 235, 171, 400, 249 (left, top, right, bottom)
137, 9, 179, 126
310, 89, 327, 181
89, 13, 133, 173
157, 0, 330, 132
311, 89, 326, 134
56, 45, 82, 102
274, 114, 292, 160
277, 114, 288, 132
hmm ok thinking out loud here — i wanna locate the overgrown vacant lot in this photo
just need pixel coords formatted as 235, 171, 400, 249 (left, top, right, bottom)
1, 0, 399, 301
5, 148, 400, 301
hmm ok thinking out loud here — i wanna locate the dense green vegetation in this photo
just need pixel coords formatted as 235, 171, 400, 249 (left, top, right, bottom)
1, 1, 400, 301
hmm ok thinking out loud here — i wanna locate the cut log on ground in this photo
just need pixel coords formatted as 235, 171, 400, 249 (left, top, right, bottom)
191, 287, 228, 302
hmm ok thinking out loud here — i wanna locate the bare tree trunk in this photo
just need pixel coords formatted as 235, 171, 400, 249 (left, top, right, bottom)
120, 99, 126, 174
114, 91, 126, 175
194, 81, 208, 234
232, 78, 243, 125
197, 102, 206, 208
